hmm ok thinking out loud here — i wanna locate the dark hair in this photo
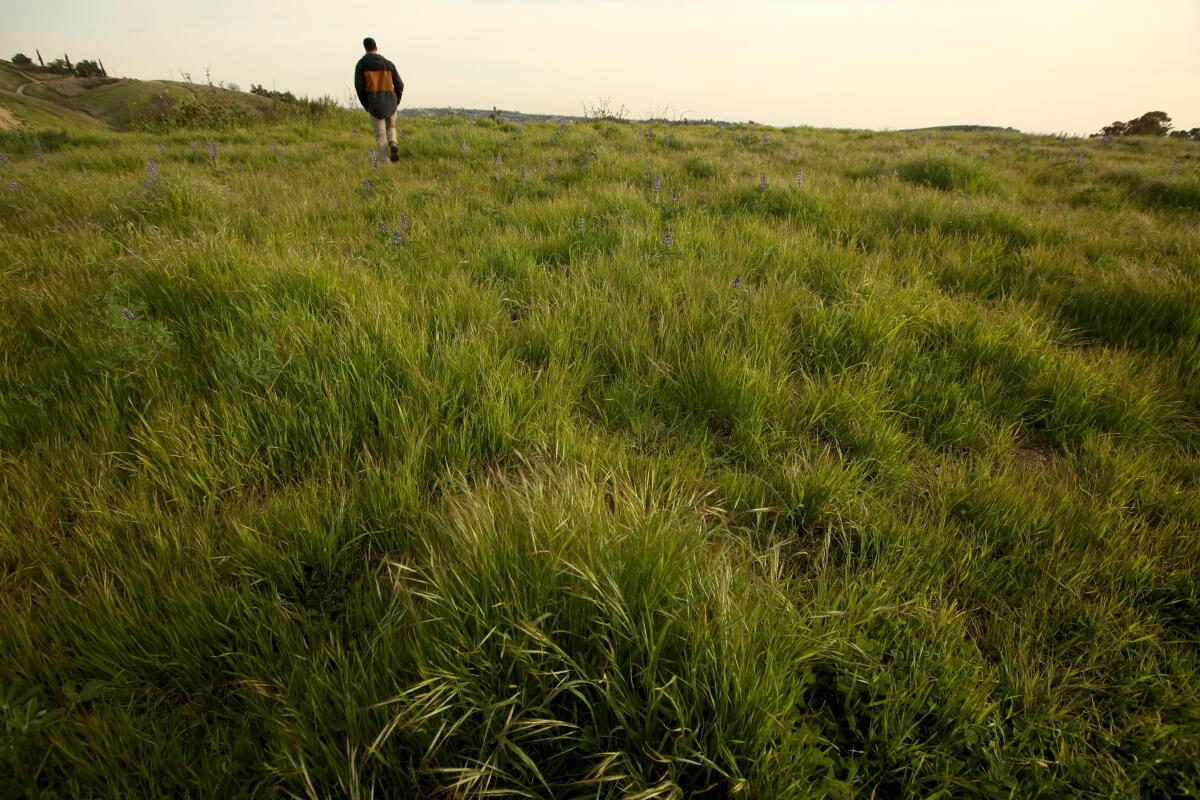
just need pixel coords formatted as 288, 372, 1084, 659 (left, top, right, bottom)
363, 37, 377, 51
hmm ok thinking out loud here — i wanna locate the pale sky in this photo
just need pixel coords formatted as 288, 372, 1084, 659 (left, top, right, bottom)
2, 0, 1197, 134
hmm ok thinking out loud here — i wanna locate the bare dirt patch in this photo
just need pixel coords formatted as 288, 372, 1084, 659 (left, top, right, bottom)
0, 105, 19, 130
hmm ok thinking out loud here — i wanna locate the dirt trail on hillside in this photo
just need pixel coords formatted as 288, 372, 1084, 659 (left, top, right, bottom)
0, 106, 18, 129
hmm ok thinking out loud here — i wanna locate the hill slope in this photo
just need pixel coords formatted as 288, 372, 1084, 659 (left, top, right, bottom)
1, 115, 1198, 797
0, 60, 278, 131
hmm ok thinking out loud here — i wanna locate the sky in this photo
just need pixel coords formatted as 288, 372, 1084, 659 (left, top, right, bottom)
2, 0, 1197, 134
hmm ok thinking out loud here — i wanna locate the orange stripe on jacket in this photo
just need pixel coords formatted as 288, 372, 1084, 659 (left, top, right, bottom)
363, 70, 394, 93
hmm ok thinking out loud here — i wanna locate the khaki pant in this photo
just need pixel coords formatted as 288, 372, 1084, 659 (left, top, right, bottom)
371, 114, 398, 156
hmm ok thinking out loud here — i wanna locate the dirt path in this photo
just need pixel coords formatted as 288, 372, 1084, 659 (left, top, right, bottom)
0, 106, 17, 130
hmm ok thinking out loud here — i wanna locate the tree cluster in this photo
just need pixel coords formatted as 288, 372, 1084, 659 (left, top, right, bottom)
1093, 111, 1198, 140
10, 52, 107, 78
250, 84, 298, 104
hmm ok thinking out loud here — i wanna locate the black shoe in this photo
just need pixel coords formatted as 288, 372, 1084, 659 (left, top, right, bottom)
389, 144, 399, 163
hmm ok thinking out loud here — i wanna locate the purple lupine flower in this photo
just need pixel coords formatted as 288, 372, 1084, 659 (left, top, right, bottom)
34, 139, 43, 161
363, 179, 373, 193
577, 217, 585, 234
520, 166, 527, 182
121, 308, 137, 321
399, 214, 410, 237
1170, 159, 1179, 174
460, 141, 468, 155
391, 230, 404, 246
7, 180, 17, 192
379, 221, 388, 232
56, 225, 65, 233
147, 158, 158, 182
733, 276, 741, 289
663, 230, 673, 248
495, 153, 503, 168
272, 140, 278, 156
370, 148, 379, 171
654, 175, 662, 196
1076, 153, 1084, 165
157, 142, 165, 156
795, 169, 804, 188
207, 140, 217, 164
548, 158, 556, 177
671, 191, 679, 205
762, 133, 769, 143
759, 175, 768, 191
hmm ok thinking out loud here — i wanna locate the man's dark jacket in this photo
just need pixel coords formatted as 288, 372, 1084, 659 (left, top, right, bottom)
354, 52, 404, 119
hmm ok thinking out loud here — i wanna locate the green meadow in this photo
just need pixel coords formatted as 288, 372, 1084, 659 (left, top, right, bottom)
1, 107, 1198, 797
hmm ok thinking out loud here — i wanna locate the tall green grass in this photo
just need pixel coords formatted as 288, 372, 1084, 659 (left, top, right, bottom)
1, 112, 1198, 797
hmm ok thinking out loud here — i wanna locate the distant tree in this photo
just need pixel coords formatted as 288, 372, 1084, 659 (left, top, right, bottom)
75, 59, 104, 78
11, 53, 33, 66
1168, 128, 1200, 141
250, 83, 297, 103
46, 57, 73, 75
1093, 111, 1173, 138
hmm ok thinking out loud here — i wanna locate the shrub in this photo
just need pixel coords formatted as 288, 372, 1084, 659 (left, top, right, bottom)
897, 156, 996, 193
1130, 179, 1200, 212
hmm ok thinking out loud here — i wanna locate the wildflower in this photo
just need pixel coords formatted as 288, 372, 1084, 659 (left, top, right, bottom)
664, 133, 670, 147
577, 218, 585, 234
1076, 153, 1084, 165
495, 153, 503, 168
548, 158, 556, 177
400, 214, 410, 237
379, 221, 388, 232
795, 169, 804, 188
733, 276, 741, 289
391, 230, 404, 246
157, 142, 165, 156
364, 179, 372, 192
671, 191, 679, 205
370, 148, 379, 171
663, 230, 673, 248
147, 158, 158, 182
207, 140, 217, 163
1170, 159, 1179, 174
191, 141, 197, 154
762, 133, 769, 143
7, 180, 18, 192
759, 174, 768, 191
460, 141, 468, 155
121, 308, 137, 321
654, 175, 662, 195
34, 139, 42, 161
520, 166, 527, 182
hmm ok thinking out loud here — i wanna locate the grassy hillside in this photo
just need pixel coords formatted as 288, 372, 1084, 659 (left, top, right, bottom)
0, 60, 280, 132
1, 112, 1198, 797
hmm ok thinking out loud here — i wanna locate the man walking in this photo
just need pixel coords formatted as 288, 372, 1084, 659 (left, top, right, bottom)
354, 38, 404, 162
